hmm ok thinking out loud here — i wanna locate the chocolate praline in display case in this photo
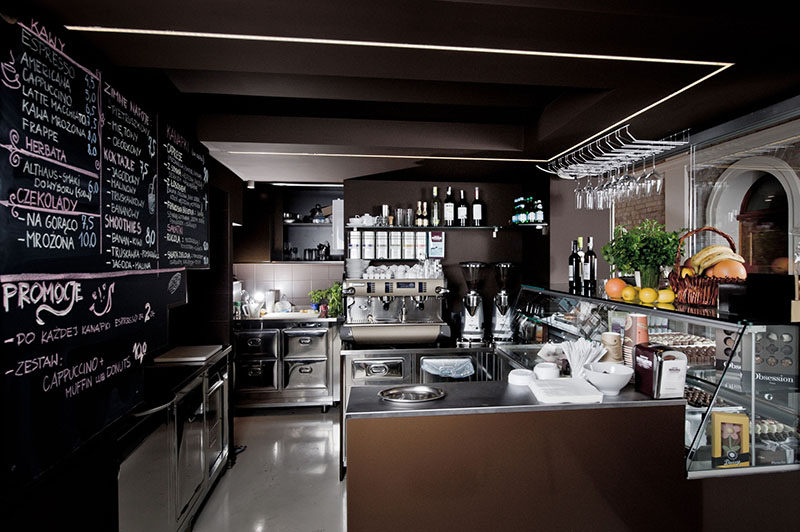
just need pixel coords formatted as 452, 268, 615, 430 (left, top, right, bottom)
514, 284, 799, 478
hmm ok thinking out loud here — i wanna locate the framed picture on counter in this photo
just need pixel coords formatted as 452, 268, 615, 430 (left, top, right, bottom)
711, 412, 751, 468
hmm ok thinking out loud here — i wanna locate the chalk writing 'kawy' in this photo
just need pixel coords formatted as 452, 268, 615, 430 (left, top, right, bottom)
2, 281, 82, 325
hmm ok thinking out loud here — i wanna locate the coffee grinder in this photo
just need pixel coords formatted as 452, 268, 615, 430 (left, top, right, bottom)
491, 262, 515, 344
458, 261, 488, 347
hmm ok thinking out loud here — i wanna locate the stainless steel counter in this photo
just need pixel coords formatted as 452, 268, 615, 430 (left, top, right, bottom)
345, 381, 684, 419
235, 315, 341, 323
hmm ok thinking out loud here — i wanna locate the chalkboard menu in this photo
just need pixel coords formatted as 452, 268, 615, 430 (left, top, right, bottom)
0, 19, 103, 274
1, 268, 187, 485
159, 122, 210, 268
0, 18, 210, 274
0, 16, 209, 486
101, 77, 160, 271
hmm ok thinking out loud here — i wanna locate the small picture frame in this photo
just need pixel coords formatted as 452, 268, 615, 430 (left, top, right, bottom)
711, 412, 750, 468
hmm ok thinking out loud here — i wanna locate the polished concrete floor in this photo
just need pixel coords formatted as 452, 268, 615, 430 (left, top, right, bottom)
193, 407, 346, 532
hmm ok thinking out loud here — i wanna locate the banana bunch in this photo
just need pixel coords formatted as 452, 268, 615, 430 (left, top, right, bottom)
689, 245, 744, 275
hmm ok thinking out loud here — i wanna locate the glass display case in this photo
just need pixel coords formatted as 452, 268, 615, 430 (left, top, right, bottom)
515, 284, 800, 478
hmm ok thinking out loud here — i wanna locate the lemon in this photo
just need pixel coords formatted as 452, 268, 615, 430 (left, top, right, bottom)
656, 303, 676, 311
621, 286, 637, 301
657, 288, 676, 303
639, 288, 658, 304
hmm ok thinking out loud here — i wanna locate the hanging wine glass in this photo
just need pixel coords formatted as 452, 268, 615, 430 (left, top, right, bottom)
584, 177, 594, 211
574, 179, 583, 210
654, 170, 664, 195
595, 173, 607, 210
600, 171, 614, 210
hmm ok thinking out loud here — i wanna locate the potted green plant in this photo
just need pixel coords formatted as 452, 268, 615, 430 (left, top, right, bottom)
309, 281, 343, 318
600, 219, 682, 289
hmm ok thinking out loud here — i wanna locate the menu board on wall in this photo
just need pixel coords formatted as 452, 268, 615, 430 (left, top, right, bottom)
101, 77, 160, 271
0, 15, 209, 486
0, 19, 103, 274
159, 122, 210, 268
0, 21, 210, 274
1, 268, 187, 485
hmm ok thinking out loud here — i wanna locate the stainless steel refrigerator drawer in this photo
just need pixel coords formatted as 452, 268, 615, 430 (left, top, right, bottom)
283, 328, 328, 359
235, 330, 279, 357
236, 359, 278, 390
283, 360, 327, 389
352, 359, 405, 382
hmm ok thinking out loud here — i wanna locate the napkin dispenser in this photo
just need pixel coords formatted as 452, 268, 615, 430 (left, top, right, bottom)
634, 343, 687, 399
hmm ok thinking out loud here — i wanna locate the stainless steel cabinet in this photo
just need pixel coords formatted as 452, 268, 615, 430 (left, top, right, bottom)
118, 407, 172, 532
205, 368, 227, 477
118, 346, 231, 532
283, 360, 328, 389
352, 358, 406, 382
175, 377, 205, 522
233, 320, 339, 409
283, 327, 328, 359
237, 358, 278, 390
235, 329, 279, 357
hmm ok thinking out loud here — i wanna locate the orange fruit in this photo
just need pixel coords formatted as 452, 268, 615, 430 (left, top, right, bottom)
605, 278, 627, 298
706, 259, 747, 280
771, 257, 788, 274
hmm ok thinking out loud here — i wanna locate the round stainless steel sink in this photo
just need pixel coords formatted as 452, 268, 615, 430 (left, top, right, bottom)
378, 385, 446, 403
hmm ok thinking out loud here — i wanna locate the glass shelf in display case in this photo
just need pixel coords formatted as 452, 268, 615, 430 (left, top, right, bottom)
514, 284, 799, 478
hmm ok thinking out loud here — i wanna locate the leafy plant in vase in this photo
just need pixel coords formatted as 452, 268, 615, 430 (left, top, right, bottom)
600, 219, 682, 289
309, 282, 343, 318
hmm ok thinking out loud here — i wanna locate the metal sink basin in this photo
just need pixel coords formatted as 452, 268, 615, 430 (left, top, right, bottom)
378, 385, 446, 403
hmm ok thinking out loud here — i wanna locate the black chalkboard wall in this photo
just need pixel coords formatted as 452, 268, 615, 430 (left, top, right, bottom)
0, 15, 209, 487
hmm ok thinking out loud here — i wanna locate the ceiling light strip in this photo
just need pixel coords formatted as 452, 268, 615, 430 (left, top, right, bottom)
226, 151, 546, 162
546, 63, 733, 162
64, 26, 728, 67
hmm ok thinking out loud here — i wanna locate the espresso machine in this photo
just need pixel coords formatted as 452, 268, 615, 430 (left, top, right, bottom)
491, 262, 515, 344
458, 261, 488, 347
340, 278, 450, 345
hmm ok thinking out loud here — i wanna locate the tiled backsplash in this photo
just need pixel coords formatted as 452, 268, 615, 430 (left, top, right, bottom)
233, 263, 343, 308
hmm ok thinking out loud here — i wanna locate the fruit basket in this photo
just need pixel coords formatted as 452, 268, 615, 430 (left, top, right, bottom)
668, 227, 746, 306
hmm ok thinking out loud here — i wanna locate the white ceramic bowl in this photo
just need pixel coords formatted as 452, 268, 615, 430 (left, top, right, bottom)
583, 362, 633, 396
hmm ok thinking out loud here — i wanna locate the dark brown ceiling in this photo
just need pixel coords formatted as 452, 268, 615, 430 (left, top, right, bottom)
17, 0, 800, 182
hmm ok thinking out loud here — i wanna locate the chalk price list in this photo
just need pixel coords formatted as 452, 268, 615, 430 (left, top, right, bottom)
2, 274, 156, 400
160, 125, 209, 267
101, 81, 159, 271
0, 20, 102, 266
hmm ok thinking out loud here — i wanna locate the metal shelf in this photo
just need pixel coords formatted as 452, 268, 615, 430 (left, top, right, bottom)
283, 222, 332, 226
346, 224, 548, 231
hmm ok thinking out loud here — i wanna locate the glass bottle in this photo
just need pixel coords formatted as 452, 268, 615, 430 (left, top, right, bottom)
472, 186, 485, 226
443, 186, 455, 227
457, 189, 469, 227
430, 186, 441, 227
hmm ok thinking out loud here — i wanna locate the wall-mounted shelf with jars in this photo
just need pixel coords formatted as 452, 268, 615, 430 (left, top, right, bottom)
346, 224, 548, 239
346, 224, 547, 230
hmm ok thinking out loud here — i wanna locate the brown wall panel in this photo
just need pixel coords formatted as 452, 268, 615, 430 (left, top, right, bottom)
549, 176, 611, 284
347, 405, 695, 532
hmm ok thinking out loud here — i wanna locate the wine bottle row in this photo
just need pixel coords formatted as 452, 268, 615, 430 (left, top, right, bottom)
568, 236, 597, 296
369, 186, 487, 228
